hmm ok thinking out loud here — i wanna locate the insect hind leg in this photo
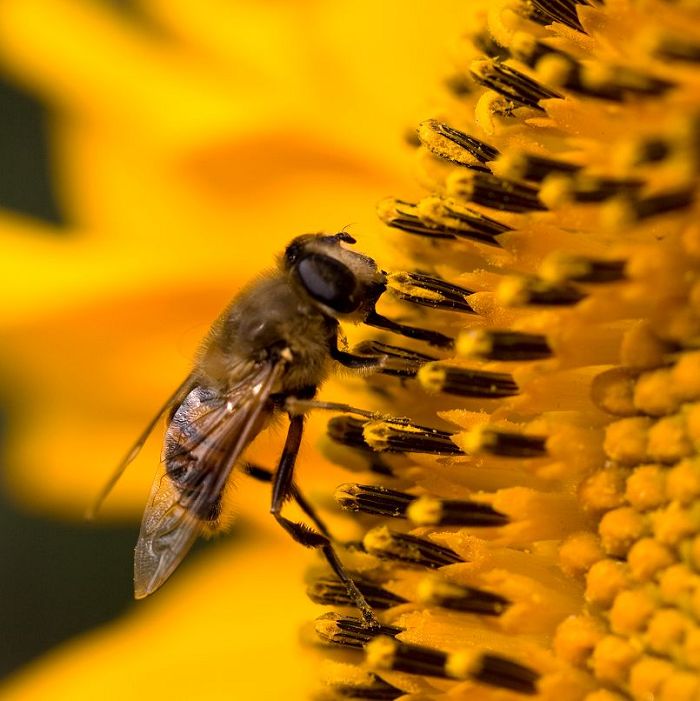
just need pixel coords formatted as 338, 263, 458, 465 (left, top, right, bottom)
270, 413, 380, 628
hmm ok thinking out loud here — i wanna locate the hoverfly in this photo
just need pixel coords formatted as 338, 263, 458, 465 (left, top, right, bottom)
91, 232, 455, 626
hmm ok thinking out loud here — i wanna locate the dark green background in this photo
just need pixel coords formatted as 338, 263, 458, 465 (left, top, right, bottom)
0, 76, 139, 680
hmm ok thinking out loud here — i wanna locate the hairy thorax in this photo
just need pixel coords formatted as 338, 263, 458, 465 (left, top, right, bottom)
196, 274, 336, 395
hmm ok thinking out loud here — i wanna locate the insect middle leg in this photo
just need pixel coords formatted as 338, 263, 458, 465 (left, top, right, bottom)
270, 412, 380, 628
242, 462, 330, 538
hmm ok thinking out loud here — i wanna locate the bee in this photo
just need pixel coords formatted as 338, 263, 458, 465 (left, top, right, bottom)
91, 232, 463, 626
91, 232, 415, 626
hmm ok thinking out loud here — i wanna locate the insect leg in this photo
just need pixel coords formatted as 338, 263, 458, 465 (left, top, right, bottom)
242, 462, 331, 538
270, 414, 380, 628
365, 309, 455, 350
284, 397, 381, 419
330, 332, 386, 370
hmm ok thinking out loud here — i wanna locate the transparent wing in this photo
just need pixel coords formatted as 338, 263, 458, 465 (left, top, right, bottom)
86, 375, 195, 520
134, 360, 286, 598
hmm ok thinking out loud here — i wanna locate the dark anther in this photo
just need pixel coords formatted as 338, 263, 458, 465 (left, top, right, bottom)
529, 0, 590, 32
476, 653, 540, 695
655, 36, 700, 63
363, 419, 463, 456
548, 256, 627, 283
418, 119, 500, 167
367, 638, 449, 678
466, 427, 548, 458
448, 172, 547, 213
329, 673, 406, 700
386, 272, 474, 313
421, 365, 520, 399
472, 31, 511, 60
363, 527, 464, 569
470, 60, 562, 110
315, 612, 402, 649
335, 483, 416, 518
418, 576, 511, 616
407, 496, 510, 527
503, 277, 587, 306
335, 483, 509, 527
437, 198, 513, 236
378, 196, 512, 246
552, 58, 674, 101
367, 638, 540, 694
328, 415, 375, 451
458, 329, 552, 361
377, 198, 456, 240
493, 151, 581, 183
308, 574, 408, 610
632, 188, 695, 220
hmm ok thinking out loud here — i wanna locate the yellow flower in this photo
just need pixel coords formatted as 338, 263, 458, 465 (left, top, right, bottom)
0, 0, 463, 699
301, 2, 700, 701
3, 1, 700, 700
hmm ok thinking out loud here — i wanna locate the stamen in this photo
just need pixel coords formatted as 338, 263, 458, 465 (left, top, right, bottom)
363, 418, 463, 455
412, 196, 512, 246
447, 171, 547, 213
603, 188, 697, 229
540, 254, 627, 284
537, 54, 674, 101
457, 329, 553, 361
377, 198, 455, 240
335, 483, 416, 518
425, 196, 513, 236
539, 174, 644, 208
490, 149, 581, 183
617, 137, 673, 167
315, 613, 402, 649
497, 276, 586, 307
419, 363, 519, 398
417, 119, 499, 168
417, 575, 510, 615
655, 35, 700, 63
461, 652, 540, 695
472, 30, 511, 61
335, 483, 510, 526
406, 495, 510, 527
470, 59, 562, 110
307, 575, 408, 610
353, 340, 436, 378
630, 189, 695, 220
386, 272, 474, 313
328, 672, 405, 700
529, 0, 588, 32
366, 638, 540, 694
461, 425, 548, 458
328, 415, 375, 452
363, 526, 464, 568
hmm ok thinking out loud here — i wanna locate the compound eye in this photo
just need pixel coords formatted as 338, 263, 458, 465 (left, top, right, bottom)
296, 253, 359, 313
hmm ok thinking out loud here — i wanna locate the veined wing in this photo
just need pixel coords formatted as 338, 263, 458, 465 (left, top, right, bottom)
134, 359, 286, 598
86, 375, 195, 520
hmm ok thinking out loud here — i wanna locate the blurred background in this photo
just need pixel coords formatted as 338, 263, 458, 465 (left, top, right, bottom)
0, 39, 139, 680
0, 0, 465, 695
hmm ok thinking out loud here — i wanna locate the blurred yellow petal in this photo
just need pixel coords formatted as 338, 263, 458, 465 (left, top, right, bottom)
0, 536, 320, 700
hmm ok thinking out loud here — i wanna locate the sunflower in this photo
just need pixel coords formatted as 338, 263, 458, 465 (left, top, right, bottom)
309, 1, 700, 699
2, 0, 700, 700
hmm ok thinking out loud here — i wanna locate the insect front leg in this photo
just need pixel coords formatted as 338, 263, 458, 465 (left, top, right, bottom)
270, 412, 380, 628
329, 330, 386, 371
